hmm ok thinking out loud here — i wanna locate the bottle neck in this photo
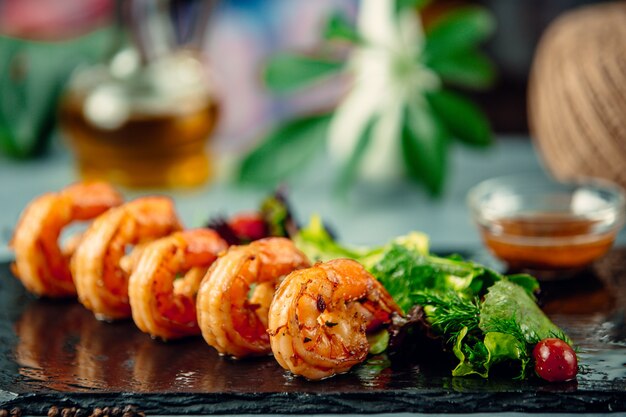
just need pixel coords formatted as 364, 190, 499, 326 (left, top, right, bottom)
114, 0, 176, 65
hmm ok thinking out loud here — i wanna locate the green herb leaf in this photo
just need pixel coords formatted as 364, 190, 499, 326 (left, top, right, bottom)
427, 50, 496, 89
323, 12, 361, 43
401, 100, 448, 195
264, 54, 343, 93
426, 90, 491, 147
481, 316, 535, 346
238, 113, 331, 185
424, 6, 495, 60
414, 291, 480, 337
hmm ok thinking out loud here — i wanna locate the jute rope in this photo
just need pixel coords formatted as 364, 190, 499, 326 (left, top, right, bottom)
529, 2, 626, 188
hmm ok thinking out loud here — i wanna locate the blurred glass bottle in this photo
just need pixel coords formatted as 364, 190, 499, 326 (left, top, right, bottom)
59, 0, 218, 188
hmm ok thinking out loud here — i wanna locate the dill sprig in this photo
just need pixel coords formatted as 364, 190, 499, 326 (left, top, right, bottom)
481, 316, 538, 345
548, 329, 573, 345
412, 290, 480, 339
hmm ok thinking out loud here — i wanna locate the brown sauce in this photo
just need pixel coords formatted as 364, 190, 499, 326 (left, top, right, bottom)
59, 96, 219, 188
480, 213, 616, 271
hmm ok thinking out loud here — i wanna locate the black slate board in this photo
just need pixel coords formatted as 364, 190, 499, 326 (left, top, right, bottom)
0, 251, 625, 415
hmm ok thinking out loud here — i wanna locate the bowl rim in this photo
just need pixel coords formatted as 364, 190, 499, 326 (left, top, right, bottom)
466, 173, 626, 237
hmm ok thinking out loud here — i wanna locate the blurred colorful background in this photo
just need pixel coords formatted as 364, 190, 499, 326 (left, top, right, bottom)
1, 0, 625, 253
0, 0, 612, 160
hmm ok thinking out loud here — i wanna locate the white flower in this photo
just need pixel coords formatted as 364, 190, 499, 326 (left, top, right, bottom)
328, 0, 440, 181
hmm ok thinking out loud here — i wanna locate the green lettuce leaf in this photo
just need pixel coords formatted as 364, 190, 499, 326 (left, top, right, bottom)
293, 215, 374, 263
483, 332, 527, 374
452, 328, 527, 378
367, 329, 390, 355
479, 280, 569, 344
293, 215, 428, 271
506, 274, 540, 296
448, 281, 567, 379
371, 246, 502, 313
452, 327, 488, 377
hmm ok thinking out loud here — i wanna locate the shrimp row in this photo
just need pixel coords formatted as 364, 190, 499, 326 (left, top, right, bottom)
11, 182, 123, 297
11, 182, 184, 321
11, 183, 401, 380
194, 240, 400, 379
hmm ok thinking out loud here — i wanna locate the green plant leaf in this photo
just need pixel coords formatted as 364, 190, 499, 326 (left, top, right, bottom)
336, 116, 376, 192
264, 54, 344, 93
396, 0, 430, 13
401, 99, 448, 195
427, 90, 491, 147
424, 6, 495, 60
238, 113, 332, 185
323, 12, 361, 43
427, 50, 496, 89
0, 30, 110, 159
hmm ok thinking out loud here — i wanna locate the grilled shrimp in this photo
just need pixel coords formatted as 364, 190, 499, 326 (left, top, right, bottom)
268, 258, 401, 380
72, 197, 182, 321
197, 238, 310, 358
10, 182, 123, 297
129, 229, 228, 340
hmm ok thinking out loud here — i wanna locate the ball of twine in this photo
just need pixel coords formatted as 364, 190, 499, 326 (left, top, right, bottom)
529, 2, 626, 188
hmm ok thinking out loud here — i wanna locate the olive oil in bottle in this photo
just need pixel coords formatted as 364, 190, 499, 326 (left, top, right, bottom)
59, 0, 219, 188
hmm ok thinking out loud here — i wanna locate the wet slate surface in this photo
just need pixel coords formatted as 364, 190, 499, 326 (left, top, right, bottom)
0, 251, 625, 415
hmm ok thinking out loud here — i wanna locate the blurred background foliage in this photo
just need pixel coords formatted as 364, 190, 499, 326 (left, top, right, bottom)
0, 0, 609, 188
240, 0, 496, 194
0, 31, 111, 158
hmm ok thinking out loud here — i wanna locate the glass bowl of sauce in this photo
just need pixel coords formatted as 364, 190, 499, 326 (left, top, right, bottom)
468, 174, 625, 278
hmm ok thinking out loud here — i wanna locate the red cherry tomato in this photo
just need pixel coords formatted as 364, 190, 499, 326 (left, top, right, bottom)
228, 213, 267, 241
533, 338, 578, 382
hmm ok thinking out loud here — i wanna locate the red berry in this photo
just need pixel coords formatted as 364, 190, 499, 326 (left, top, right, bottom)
228, 213, 267, 241
533, 338, 578, 382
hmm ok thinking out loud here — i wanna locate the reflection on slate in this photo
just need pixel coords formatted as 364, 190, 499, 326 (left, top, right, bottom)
0, 250, 625, 414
